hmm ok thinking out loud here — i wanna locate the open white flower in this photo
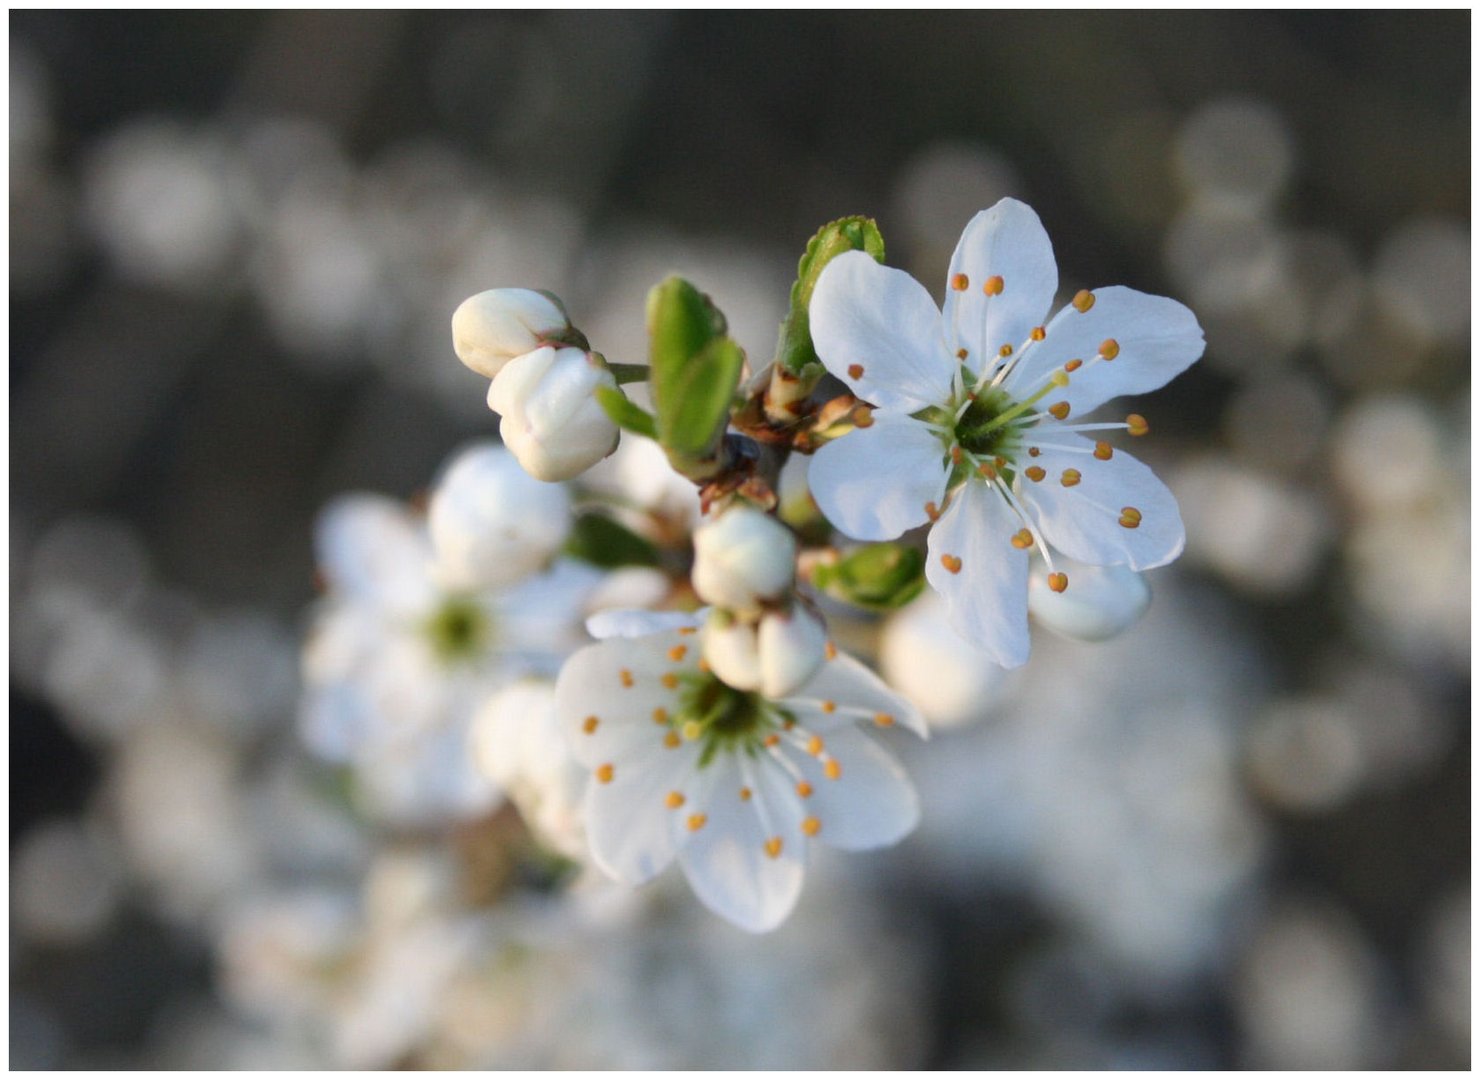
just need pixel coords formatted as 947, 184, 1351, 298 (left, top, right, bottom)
808, 197, 1204, 667
556, 612, 925, 932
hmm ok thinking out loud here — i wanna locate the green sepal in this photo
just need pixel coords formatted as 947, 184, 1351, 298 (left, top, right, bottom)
775, 217, 886, 376
563, 511, 662, 569
812, 542, 925, 611
646, 277, 738, 460
594, 386, 657, 439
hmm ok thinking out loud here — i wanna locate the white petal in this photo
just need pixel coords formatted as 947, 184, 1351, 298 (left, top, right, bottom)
554, 633, 696, 768
778, 727, 918, 851
678, 755, 805, 933
1016, 434, 1185, 570
780, 649, 929, 738
942, 199, 1058, 368
924, 480, 1031, 668
757, 606, 828, 699
809, 250, 957, 412
584, 737, 702, 885
1003, 285, 1204, 416
808, 413, 950, 541
585, 608, 702, 640
314, 495, 435, 612
1028, 558, 1151, 641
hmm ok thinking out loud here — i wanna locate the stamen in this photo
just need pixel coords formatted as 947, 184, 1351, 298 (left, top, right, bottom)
665, 791, 685, 809
1028, 447, 1041, 457
806, 735, 825, 756
1048, 402, 1071, 420
1048, 572, 1069, 593
1030, 326, 1046, 341
939, 553, 963, 574
619, 669, 634, 688
668, 645, 687, 662
664, 731, 681, 749
1126, 414, 1149, 436
682, 720, 702, 741
797, 780, 814, 798
687, 813, 707, 831
824, 758, 842, 780
951, 446, 964, 465
802, 816, 822, 836
999, 344, 1013, 358
740, 787, 753, 801
1064, 358, 1083, 372
661, 673, 679, 690
764, 733, 781, 748
854, 407, 874, 429
582, 715, 600, 734
1024, 466, 1046, 482
824, 641, 838, 661
983, 275, 1004, 295
977, 461, 997, 480
764, 837, 784, 859
596, 763, 615, 783
1119, 506, 1143, 529
952, 273, 969, 291
820, 700, 837, 714
1098, 338, 1120, 360
956, 348, 968, 360
652, 708, 669, 725
677, 626, 697, 636
924, 500, 941, 522
1094, 441, 1113, 460
1060, 469, 1082, 487
1010, 528, 1034, 550
874, 713, 896, 727
1072, 289, 1095, 312
848, 363, 864, 380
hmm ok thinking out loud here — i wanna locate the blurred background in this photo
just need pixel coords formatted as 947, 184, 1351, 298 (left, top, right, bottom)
9, 10, 1470, 1069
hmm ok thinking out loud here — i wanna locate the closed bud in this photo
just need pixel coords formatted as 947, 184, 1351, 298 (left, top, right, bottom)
755, 604, 827, 698
452, 288, 573, 379
487, 346, 620, 482
690, 504, 797, 615
1028, 560, 1151, 641
701, 608, 762, 692
428, 442, 572, 590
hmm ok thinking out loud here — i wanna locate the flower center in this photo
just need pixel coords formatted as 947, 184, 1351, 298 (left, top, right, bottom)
676, 672, 780, 767
953, 387, 1020, 458
423, 595, 491, 664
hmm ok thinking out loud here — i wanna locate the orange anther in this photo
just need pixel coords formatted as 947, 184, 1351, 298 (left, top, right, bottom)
848, 363, 865, 380
824, 759, 842, 780
1047, 572, 1069, 593
764, 836, 783, 858
874, 713, 896, 727
668, 644, 687, 662
1060, 469, 1082, 488
940, 553, 963, 574
652, 708, 668, 725
1010, 528, 1034, 550
596, 763, 615, 783
1098, 338, 1120, 360
983, 275, 1005, 296
687, 813, 707, 832
1064, 358, 1083, 372
1072, 289, 1095, 312
1048, 402, 1071, 420
665, 791, 685, 809
951, 273, 970, 291
1025, 466, 1047, 483
797, 780, 814, 798
1031, 326, 1046, 341
1126, 414, 1149, 436
582, 715, 600, 734
1094, 441, 1113, 460
802, 816, 822, 836
619, 668, 634, 688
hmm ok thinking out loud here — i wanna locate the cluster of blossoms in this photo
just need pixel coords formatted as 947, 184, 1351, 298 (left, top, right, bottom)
300, 199, 1203, 932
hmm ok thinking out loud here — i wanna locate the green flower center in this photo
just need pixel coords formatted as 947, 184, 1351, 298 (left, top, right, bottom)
423, 595, 491, 664
675, 672, 786, 768
953, 387, 1020, 457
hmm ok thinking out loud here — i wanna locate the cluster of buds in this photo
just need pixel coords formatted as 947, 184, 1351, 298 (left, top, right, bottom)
690, 502, 827, 698
452, 289, 619, 482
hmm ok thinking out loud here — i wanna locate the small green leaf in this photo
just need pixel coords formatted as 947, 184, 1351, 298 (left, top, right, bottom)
564, 511, 662, 569
775, 217, 886, 375
658, 336, 744, 458
813, 542, 925, 611
595, 387, 657, 439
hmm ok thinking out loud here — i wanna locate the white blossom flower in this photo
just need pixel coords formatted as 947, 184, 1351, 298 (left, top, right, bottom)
488, 345, 619, 482
556, 612, 925, 932
807, 197, 1204, 666
428, 442, 572, 590
700, 604, 828, 699
689, 502, 798, 614
451, 288, 572, 379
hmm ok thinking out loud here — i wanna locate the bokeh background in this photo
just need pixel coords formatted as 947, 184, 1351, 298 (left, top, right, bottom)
9, 10, 1470, 1069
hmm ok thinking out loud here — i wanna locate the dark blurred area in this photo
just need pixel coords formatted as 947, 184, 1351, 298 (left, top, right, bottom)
9, 11, 1470, 1069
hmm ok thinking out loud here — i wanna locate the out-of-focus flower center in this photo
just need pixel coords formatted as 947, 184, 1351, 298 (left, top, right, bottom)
423, 595, 491, 664
676, 671, 779, 767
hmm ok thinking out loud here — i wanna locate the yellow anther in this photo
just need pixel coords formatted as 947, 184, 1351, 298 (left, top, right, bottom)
682, 720, 702, 741
1094, 441, 1113, 460
596, 763, 615, 783
1010, 528, 1034, 550
764, 836, 783, 859
802, 816, 822, 836
940, 553, 963, 574
796, 780, 814, 798
661, 672, 679, 690
1060, 469, 1082, 487
619, 668, 634, 688
764, 733, 781, 748
1031, 326, 1046, 341
1064, 358, 1083, 373
1119, 506, 1143, 529
924, 500, 941, 522
1047, 572, 1069, 593
663, 731, 681, 749
1050, 370, 1070, 388
582, 715, 600, 734
652, 707, 669, 725
821, 700, 837, 714
807, 735, 825, 756
854, 407, 874, 429
1126, 413, 1149, 436
994, 456, 1007, 468
824, 759, 842, 780
977, 462, 997, 480
1025, 466, 1047, 483
999, 344, 1014, 358
1098, 338, 1120, 360
687, 813, 707, 832
1048, 402, 1071, 420
668, 644, 687, 662
956, 348, 969, 360
1028, 446, 1041, 457
677, 625, 697, 636
874, 712, 896, 727
951, 273, 969, 291
983, 274, 1005, 296
739, 786, 753, 801
1072, 289, 1095, 312
848, 363, 865, 380
824, 640, 838, 660
665, 791, 685, 809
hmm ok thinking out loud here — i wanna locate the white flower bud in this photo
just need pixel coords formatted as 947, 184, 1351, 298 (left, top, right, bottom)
701, 604, 827, 699
428, 442, 572, 590
1028, 560, 1151, 642
487, 346, 620, 482
690, 504, 797, 614
451, 288, 571, 379
756, 604, 827, 698
700, 608, 761, 692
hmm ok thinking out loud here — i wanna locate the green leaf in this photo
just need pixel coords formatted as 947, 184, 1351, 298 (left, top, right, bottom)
812, 542, 925, 611
564, 511, 662, 569
775, 217, 886, 375
594, 386, 657, 439
658, 336, 744, 458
